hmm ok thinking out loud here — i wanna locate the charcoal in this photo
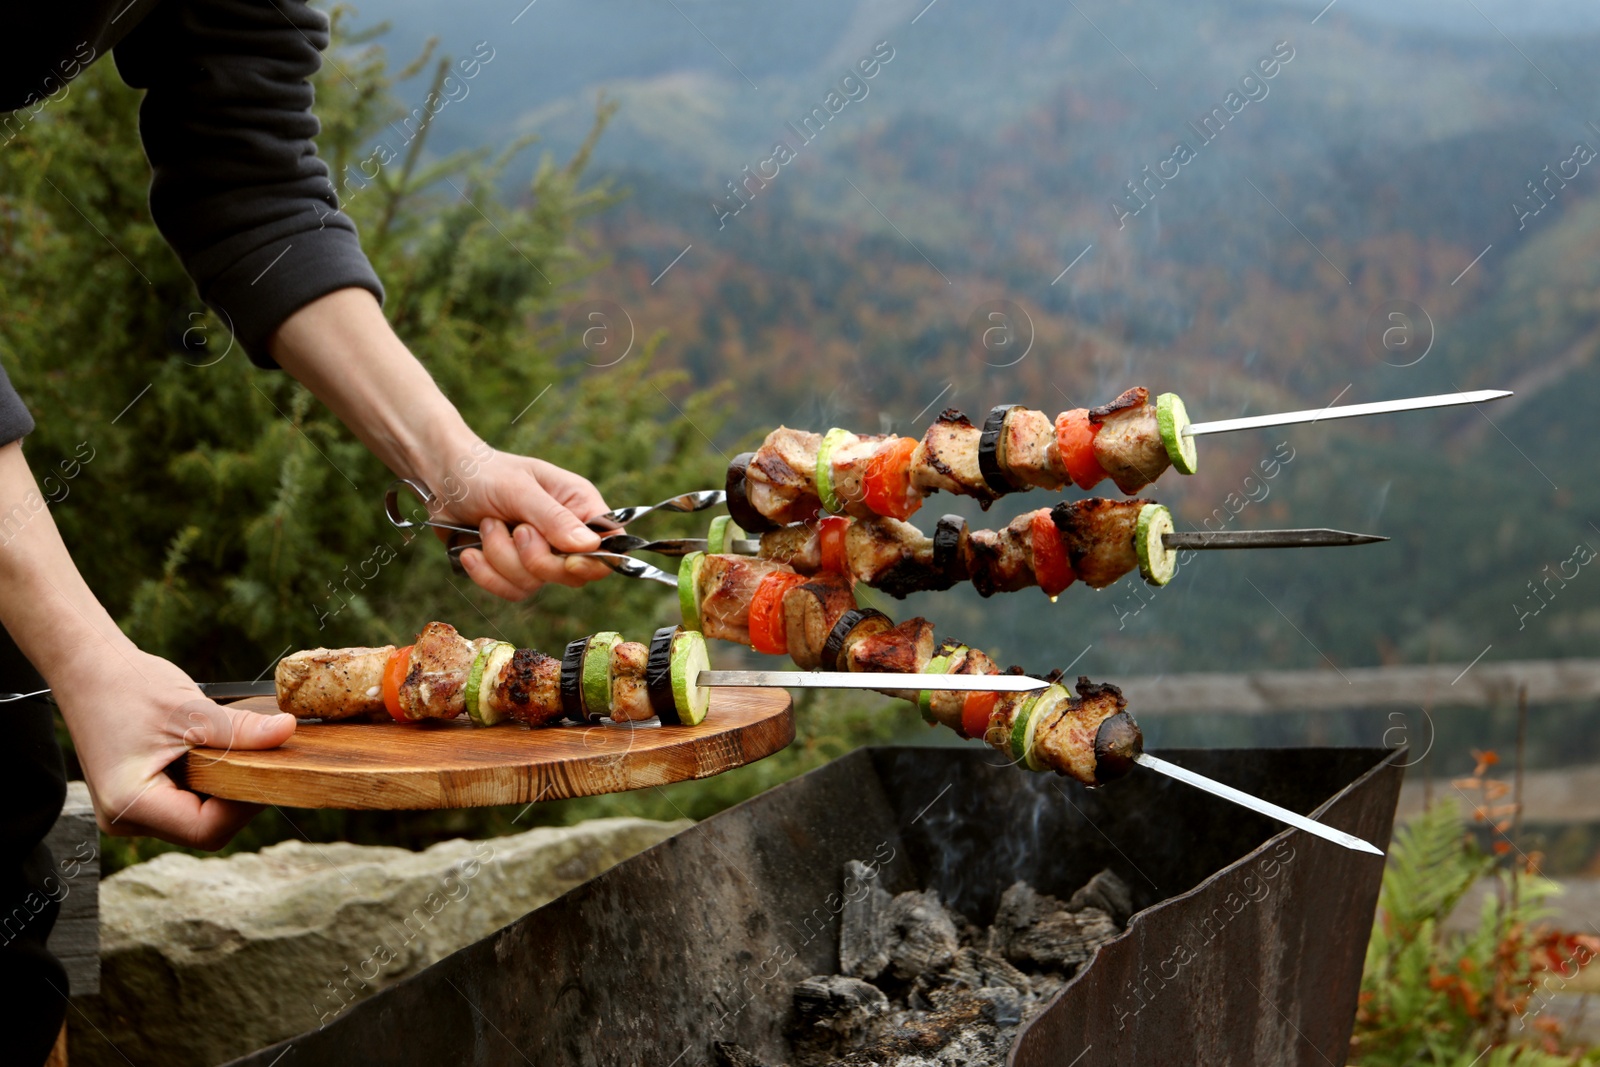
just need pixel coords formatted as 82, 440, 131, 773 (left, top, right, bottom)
885, 890, 959, 981
792, 975, 890, 1034
990, 881, 1121, 971
838, 860, 893, 981
714, 1042, 781, 1067
1067, 868, 1134, 925
793, 875, 1128, 1067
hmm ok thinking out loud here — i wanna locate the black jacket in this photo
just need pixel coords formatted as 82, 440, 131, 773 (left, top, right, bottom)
0, 0, 384, 445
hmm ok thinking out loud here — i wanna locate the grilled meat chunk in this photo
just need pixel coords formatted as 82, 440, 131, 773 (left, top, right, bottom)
844, 516, 936, 598
749, 427, 825, 525
483, 647, 564, 726
1050, 498, 1145, 589
1031, 678, 1129, 785
910, 409, 995, 505
1090, 387, 1171, 494
760, 524, 822, 572
398, 622, 479, 720
609, 640, 654, 722
782, 572, 859, 670
275, 645, 394, 720
828, 433, 889, 518
698, 554, 790, 646
1002, 407, 1068, 490
923, 645, 1004, 731
964, 518, 1035, 597
845, 616, 936, 702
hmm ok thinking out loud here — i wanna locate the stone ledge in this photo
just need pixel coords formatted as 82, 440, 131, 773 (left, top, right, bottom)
68, 816, 691, 1067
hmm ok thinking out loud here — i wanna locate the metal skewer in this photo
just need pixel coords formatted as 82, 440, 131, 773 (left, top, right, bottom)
1134, 753, 1384, 855
1183, 388, 1512, 437
696, 670, 1050, 693
577, 527, 1388, 559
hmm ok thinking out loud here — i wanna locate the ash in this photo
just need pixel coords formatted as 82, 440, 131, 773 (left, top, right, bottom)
717, 862, 1131, 1067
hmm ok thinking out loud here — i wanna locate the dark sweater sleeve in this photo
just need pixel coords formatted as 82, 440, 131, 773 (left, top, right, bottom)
113, 0, 383, 367
0, 363, 36, 447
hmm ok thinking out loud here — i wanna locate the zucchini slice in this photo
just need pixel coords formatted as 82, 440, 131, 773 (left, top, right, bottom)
581, 631, 622, 722
1023, 684, 1068, 771
978, 405, 1021, 494
1135, 503, 1178, 586
1008, 693, 1043, 764
467, 641, 513, 726
669, 629, 712, 726
559, 637, 588, 722
1156, 392, 1199, 475
706, 515, 745, 555
918, 646, 965, 724
646, 625, 681, 723
678, 551, 706, 631
815, 428, 853, 514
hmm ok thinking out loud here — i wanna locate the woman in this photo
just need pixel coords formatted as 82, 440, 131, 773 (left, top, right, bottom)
1, 1, 613, 1061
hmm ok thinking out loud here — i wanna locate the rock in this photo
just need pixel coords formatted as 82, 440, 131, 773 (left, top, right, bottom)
990, 881, 1120, 971
68, 817, 690, 1067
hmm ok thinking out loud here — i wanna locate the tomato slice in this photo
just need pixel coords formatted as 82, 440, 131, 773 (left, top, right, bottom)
1031, 510, 1076, 597
862, 437, 922, 520
749, 571, 808, 656
1055, 409, 1108, 490
962, 690, 1000, 742
382, 645, 413, 721
818, 516, 850, 577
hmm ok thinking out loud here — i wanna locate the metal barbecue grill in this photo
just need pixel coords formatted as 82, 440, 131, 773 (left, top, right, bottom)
227, 744, 1403, 1067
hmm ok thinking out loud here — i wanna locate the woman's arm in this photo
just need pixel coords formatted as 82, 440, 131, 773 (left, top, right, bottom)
0, 441, 296, 848
269, 288, 613, 599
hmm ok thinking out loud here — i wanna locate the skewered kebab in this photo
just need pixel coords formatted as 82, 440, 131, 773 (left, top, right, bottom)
678, 550, 1142, 785
275, 621, 714, 727
726, 388, 1514, 526
694, 507, 1382, 598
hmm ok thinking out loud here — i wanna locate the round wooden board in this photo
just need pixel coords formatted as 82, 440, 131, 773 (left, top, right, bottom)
183, 688, 794, 810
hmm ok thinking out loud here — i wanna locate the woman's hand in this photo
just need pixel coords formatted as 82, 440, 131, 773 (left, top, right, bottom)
430, 449, 617, 600
53, 646, 296, 850
268, 290, 618, 602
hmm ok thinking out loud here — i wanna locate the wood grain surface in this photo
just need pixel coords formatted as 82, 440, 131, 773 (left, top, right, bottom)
183, 688, 794, 810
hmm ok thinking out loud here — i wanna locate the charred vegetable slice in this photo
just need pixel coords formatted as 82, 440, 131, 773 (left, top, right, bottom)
669, 629, 712, 725
678, 551, 706, 631
1156, 393, 1198, 475
822, 608, 889, 672
646, 625, 682, 723
978, 405, 1020, 495
581, 632, 622, 722
1008, 692, 1043, 766
932, 515, 967, 588
815, 428, 853, 514
725, 452, 778, 533
1022, 684, 1067, 771
1135, 503, 1177, 586
559, 638, 588, 722
706, 515, 745, 555
918, 646, 965, 724
466, 641, 512, 726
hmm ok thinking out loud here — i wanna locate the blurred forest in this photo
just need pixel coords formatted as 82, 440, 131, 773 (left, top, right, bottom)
0, 20, 918, 869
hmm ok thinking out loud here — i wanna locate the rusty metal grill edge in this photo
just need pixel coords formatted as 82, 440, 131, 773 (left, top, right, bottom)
225, 746, 1404, 1067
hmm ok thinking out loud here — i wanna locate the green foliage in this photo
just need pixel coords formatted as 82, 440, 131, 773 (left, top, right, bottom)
0, 18, 918, 870
1352, 802, 1597, 1066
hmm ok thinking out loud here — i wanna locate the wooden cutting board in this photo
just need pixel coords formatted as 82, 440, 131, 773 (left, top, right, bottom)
182, 688, 794, 810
